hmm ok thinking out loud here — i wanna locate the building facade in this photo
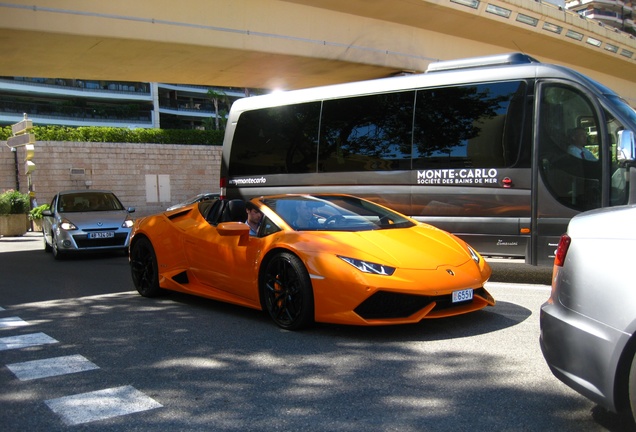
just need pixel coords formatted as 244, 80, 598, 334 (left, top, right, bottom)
566, 0, 635, 36
0, 77, 254, 130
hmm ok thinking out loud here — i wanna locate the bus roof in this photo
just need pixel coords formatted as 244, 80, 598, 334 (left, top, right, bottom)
228, 52, 618, 115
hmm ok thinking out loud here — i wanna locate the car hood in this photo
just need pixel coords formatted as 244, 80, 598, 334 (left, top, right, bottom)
299, 225, 472, 269
59, 210, 130, 229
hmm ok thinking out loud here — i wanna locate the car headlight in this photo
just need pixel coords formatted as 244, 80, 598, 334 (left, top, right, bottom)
468, 246, 481, 265
122, 216, 134, 228
338, 256, 396, 276
59, 218, 78, 231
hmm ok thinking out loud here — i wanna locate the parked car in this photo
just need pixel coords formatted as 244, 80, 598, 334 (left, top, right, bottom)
130, 194, 494, 330
540, 205, 636, 423
42, 190, 135, 259
166, 193, 219, 211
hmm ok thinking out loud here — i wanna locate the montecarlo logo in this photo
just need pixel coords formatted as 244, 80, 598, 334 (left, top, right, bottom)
229, 177, 267, 185
417, 168, 498, 185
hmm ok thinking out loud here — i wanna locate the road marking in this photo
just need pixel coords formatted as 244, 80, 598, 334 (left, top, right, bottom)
15, 291, 140, 309
6, 354, 99, 381
45, 385, 163, 425
0, 332, 58, 350
0, 316, 30, 328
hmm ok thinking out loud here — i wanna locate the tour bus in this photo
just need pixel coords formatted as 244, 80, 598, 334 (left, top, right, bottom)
220, 53, 636, 265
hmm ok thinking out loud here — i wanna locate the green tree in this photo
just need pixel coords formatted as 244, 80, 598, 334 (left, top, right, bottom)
206, 89, 230, 130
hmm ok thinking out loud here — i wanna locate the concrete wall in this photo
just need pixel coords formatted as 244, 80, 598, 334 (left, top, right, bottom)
0, 141, 223, 217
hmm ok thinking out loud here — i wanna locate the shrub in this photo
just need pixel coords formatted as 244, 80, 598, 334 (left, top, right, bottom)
0, 190, 30, 215
0, 126, 224, 146
29, 203, 50, 220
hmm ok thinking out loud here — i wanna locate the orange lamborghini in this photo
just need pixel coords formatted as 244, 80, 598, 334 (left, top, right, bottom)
129, 194, 494, 330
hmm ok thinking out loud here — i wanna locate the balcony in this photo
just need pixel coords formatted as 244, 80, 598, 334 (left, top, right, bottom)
0, 98, 153, 128
0, 77, 152, 101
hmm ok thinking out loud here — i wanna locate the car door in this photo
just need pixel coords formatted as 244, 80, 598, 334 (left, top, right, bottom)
184, 220, 262, 303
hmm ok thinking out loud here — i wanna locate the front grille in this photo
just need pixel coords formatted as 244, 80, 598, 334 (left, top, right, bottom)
73, 232, 128, 248
354, 289, 479, 320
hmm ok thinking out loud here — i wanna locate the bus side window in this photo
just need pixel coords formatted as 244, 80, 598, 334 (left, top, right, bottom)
412, 81, 529, 169
230, 102, 321, 176
318, 91, 415, 172
538, 84, 602, 211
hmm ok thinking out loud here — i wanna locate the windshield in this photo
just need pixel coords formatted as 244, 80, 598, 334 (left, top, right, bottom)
607, 95, 636, 126
57, 192, 124, 213
261, 195, 415, 231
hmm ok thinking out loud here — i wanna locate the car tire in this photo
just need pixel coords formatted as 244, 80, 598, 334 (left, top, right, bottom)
260, 251, 314, 330
43, 232, 52, 253
51, 234, 65, 260
629, 353, 636, 424
130, 237, 162, 297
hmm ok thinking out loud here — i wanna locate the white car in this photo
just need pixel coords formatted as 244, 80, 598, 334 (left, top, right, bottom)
42, 190, 135, 259
540, 204, 636, 424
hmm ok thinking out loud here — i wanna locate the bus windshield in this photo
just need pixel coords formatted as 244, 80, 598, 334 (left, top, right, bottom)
607, 95, 636, 124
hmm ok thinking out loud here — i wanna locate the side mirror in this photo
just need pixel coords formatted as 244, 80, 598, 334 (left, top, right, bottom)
217, 222, 249, 236
42, 209, 53, 217
617, 129, 635, 162
127, 207, 136, 213
217, 222, 250, 245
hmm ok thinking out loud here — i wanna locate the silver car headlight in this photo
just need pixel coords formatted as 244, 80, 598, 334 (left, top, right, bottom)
122, 216, 134, 229
338, 256, 396, 276
59, 218, 78, 231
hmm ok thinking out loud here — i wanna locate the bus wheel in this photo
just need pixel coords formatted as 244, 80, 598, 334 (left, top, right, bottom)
261, 252, 314, 330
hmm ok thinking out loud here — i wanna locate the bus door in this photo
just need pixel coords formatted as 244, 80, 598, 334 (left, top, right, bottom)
532, 82, 629, 265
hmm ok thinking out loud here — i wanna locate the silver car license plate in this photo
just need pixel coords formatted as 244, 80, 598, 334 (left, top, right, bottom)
89, 231, 114, 239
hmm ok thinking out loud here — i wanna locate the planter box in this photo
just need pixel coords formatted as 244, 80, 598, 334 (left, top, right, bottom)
32, 219, 43, 232
0, 214, 28, 237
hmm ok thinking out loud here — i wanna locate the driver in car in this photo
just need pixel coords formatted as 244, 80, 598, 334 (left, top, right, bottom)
294, 201, 320, 229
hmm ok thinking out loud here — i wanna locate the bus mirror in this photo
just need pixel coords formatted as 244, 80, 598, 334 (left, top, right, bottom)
617, 130, 636, 162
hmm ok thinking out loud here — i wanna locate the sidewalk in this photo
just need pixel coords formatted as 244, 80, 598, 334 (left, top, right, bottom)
0, 231, 44, 253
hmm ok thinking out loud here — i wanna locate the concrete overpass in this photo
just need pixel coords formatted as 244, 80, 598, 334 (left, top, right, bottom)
0, 0, 635, 104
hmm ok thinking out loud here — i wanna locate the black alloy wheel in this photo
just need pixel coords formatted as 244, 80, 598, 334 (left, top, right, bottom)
261, 252, 314, 330
130, 237, 161, 297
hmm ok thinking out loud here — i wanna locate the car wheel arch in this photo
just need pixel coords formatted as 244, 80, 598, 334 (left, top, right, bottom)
129, 233, 150, 252
614, 334, 636, 415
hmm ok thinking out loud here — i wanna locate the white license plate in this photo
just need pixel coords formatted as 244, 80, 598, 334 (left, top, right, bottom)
89, 231, 114, 239
452, 288, 473, 303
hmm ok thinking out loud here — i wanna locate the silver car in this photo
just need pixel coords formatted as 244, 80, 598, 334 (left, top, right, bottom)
42, 190, 135, 259
540, 204, 636, 423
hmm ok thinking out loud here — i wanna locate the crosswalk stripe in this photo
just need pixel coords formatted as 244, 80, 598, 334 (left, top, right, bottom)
0, 316, 30, 328
0, 332, 58, 351
45, 385, 163, 425
6, 354, 99, 381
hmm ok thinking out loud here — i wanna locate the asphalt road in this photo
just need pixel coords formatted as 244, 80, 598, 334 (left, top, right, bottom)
0, 233, 633, 432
